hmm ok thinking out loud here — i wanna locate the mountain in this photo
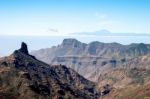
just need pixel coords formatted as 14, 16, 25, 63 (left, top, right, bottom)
99, 64, 150, 99
31, 39, 150, 82
71, 29, 150, 36
71, 30, 112, 35
0, 42, 100, 99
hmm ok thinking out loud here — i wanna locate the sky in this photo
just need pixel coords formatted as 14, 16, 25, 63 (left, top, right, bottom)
0, 0, 150, 36
0, 0, 150, 56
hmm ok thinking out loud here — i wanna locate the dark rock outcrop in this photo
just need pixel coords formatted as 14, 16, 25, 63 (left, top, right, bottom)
19, 42, 29, 54
101, 84, 112, 96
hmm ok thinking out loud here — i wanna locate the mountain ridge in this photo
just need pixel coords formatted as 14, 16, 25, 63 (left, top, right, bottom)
31, 39, 150, 82
71, 30, 150, 36
0, 42, 100, 99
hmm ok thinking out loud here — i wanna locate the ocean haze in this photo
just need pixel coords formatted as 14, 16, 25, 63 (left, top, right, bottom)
0, 35, 150, 56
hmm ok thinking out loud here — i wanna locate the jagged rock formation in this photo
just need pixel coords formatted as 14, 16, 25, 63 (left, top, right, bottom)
31, 39, 150, 60
30, 39, 150, 98
31, 39, 150, 82
0, 42, 100, 99
18, 42, 29, 54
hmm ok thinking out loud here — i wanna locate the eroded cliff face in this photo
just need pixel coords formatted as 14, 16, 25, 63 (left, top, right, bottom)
0, 42, 100, 99
31, 39, 150, 82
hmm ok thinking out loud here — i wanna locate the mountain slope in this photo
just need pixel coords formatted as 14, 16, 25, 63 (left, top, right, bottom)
31, 39, 150, 82
100, 83, 150, 99
0, 42, 100, 99
31, 39, 150, 60
97, 55, 150, 98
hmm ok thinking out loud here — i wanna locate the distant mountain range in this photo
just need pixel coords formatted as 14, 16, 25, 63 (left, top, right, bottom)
30, 38, 150, 98
71, 29, 150, 36
0, 42, 100, 99
0, 40, 150, 99
31, 39, 150, 84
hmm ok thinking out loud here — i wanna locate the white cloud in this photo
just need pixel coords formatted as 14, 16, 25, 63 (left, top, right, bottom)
48, 28, 58, 33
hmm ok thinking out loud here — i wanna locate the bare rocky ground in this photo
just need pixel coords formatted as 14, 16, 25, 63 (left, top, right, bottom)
0, 42, 100, 99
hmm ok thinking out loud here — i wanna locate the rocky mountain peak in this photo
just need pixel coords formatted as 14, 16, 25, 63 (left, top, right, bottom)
62, 38, 82, 47
13, 42, 36, 62
0, 42, 100, 99
63, 38, 78, 42
18, 42, 29, 54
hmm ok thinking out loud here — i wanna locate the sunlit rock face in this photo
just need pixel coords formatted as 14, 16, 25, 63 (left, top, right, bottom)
31, 39, 150, 82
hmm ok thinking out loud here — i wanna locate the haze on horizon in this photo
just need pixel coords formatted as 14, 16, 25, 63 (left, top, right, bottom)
0, 0, 150, 56
0, 0, 150, 36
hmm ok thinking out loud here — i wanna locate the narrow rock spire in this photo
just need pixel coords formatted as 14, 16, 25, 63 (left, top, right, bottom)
19, 42, 29, 54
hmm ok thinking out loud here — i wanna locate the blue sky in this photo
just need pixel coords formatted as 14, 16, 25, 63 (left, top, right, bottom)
0, 0, 150, 35
0, 0, 150, 56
